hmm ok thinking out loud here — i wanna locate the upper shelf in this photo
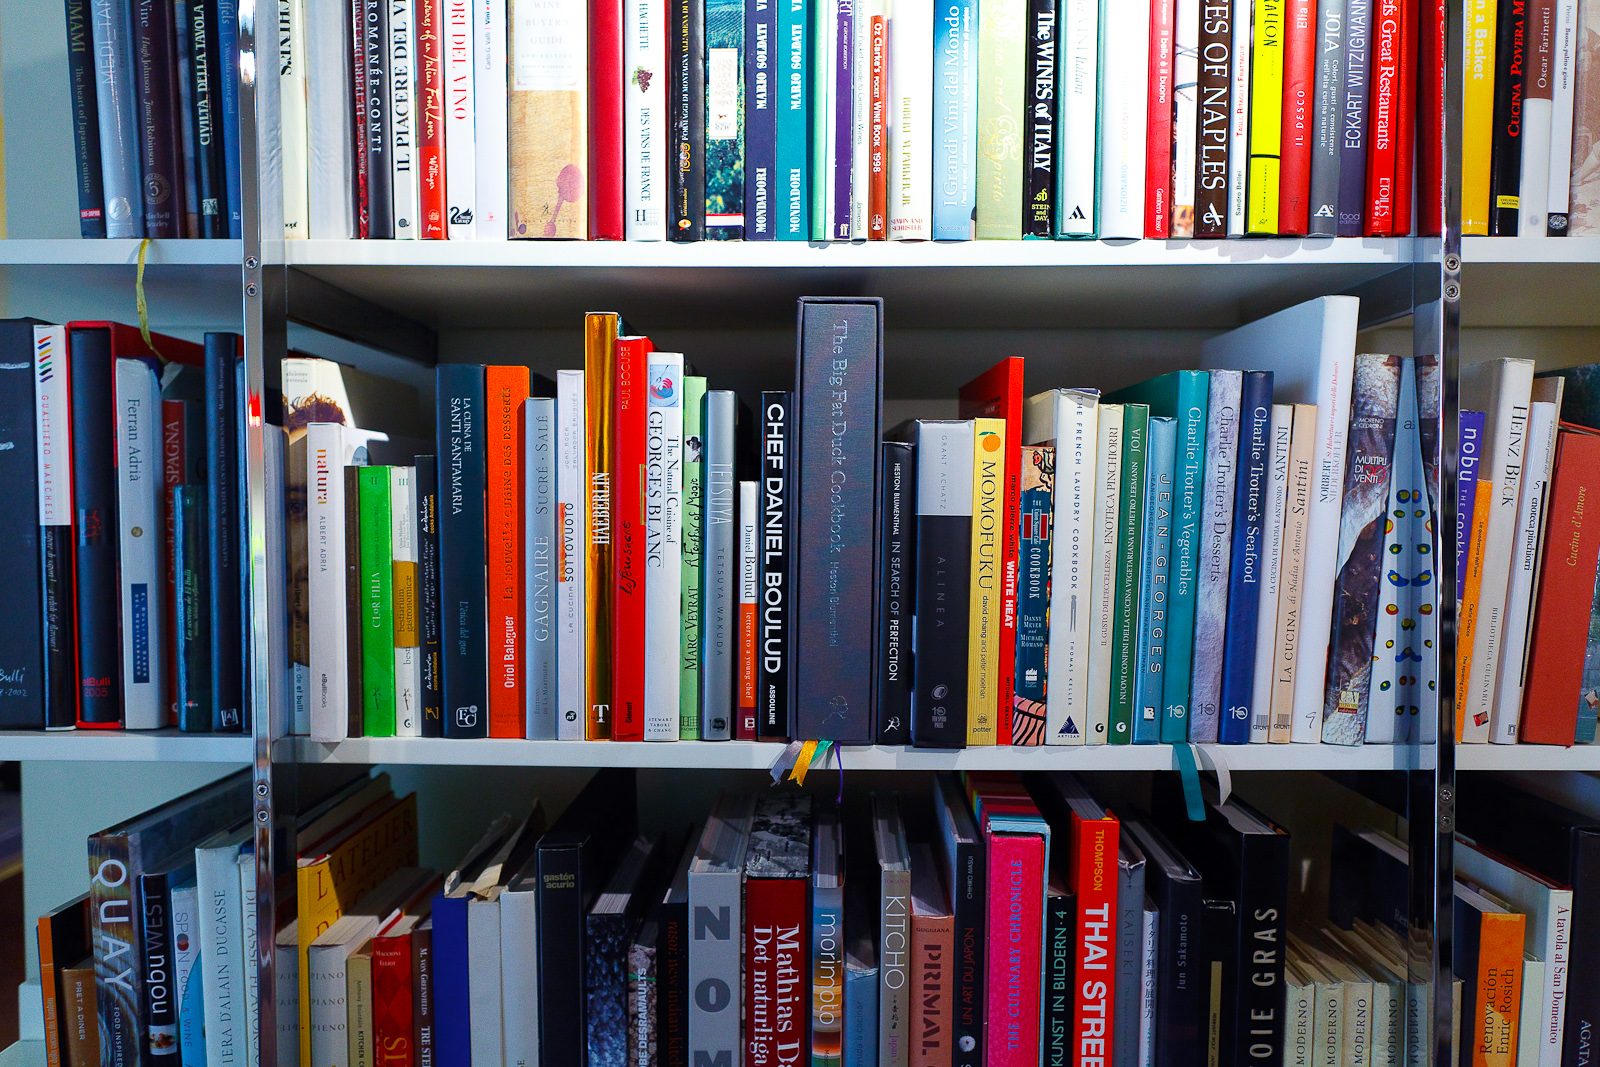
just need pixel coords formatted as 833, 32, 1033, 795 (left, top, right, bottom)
0, 729, 253, 763
0, 239, 241, 266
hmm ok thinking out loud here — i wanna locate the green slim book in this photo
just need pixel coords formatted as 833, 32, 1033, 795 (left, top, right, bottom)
1103, 371, 1210, 742
1109, 404, 1148, 744
359, 465, 396, 736
973, 0, 1025, 239
679, 376, 708, 738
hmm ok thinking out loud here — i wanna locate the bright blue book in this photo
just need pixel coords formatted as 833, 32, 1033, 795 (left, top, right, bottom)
432, 892, 472, 1067
1103, 370, 1210, 741
1218, 371, 1274, 743
775, 0, 810, 239
932, 0, 978, 240
744, 0, 779, 238
1133, 417, 1175, 744
1014, 444, 1054, 745
843, 939, 878, 1067
216, 0, 242, 237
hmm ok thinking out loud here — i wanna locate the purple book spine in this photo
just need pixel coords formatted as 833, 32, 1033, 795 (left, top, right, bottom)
1455, 409, 1486, 591
833, 0, 853, 239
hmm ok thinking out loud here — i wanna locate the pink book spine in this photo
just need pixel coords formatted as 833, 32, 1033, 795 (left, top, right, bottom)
984, 831, 1046, 1067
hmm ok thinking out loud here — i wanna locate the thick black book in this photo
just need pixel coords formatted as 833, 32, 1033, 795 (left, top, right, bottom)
171, 485, 212, 731
361, 0, 393, 237
134, 0, 183, 237
0, 320, 46, 727
68, 326, 122, 726
64, 0, 107, 237
901, 421, 970, 749
1327, 823, 1408, 936
204, 334, 243, 731
1194, 0, 1231, 236
757, 391, 792, 739
1125, 812, 1203, 1067
933, 773, 985, 1067
415, 457, 443, 736
1023, 0, 1056, 237
793, 298, 883, 742
344, 466, 364, 738
537, 769, 640, 1065
1042, 878, 1074, 1067
1199, 896, 1239, 1067
668, 0, 706, 240
436, 365, 488, 737
186, 0, 227, 237
875, 440, 914, 744
1489, 0, 1525, 235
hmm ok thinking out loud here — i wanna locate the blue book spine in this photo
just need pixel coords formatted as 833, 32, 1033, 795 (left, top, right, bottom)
205, 334, 244, 731
216, 0, 242, 237
1013, 444, 1053, 745
1134, 417, 1175, 743
932, 0, 977, 239
1161, 372, 1208, 742
775, 0, 810, 239
1218, 371, 1274, 743
432, 893, 471, 1067
1455, 409, 1486, 592
706, 0, 746, 237
843, 956, 878, 1067
436, 365, 489, 738
745, 0, 779, 238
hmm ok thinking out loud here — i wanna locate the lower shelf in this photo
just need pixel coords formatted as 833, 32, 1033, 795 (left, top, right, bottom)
0, 729, 254, 762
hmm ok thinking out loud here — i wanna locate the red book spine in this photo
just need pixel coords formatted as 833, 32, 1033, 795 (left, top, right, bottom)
589, 0, 626, 240
1391, 0, 1419, 235
1278, 0, 1316, 233
1365, 0, 1402, 235
1143, 0, 1175, 237
1416, 0, 1446, 235
486, 366, 531, 738
161, 400, 184, 726
417, 0, 447, 238
911, 909, 955, 1067
984, 831, 1045, 1067
612, 336, 652, 740
1070, 812, 1119, 1063
350, 0, 371, 238
1520, 430, 1600, 745
745, 878, 809, 1064
372, 933, 415, 1067
869, 15, 889, 239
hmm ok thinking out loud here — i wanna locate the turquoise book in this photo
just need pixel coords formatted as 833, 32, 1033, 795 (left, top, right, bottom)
776, 0, 810, 239
1105, 370, 1209, 741
1109, 404, 1148, 744
1133, 417, 1175, 744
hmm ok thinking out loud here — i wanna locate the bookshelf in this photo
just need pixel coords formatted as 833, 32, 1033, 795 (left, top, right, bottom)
0, 730, 252, 763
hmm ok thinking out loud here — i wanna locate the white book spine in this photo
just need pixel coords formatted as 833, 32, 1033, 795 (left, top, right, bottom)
305, 0, 356, 237
474, 0, 507, 239
1097, 0, 1148, 238
1490, 400, 1557, 743
1086, 404, 1123, 744
307, 944, 352, 1067
525, 400, 558, 738
625, 0, 669, 239
445, 0, 477, 239
1227, 0, 1252, 235
1522, 95, 1552, 235
390, 0, 420, 237
556, 370, 586, 739
1519, 960, 1547, 1067
33, 326, 72, 529
1057, 0, 1098, 235
280, 0, 311, 237
850, 0, 873, 237
266, 430, 291, 741
499, 889, 539, 1067
171, 884, 204, 1065
887, 0, 933, 239
237, 852, 260, 1067
391, 467, 421, 736
1548, 0, 1578, 225
1541, 899, 1572, 1067
308, 423, 350, 741
1250, 404, 1292, 741
274, 938, 300, 1067
467, 898, 505, 1067
645, 354, 685, 740
197, 843, 246, 1067
1171, 0, 1199, 234
115, 359, 165, 730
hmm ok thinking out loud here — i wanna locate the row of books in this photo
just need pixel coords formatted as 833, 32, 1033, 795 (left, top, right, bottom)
66, 0, 243, 238
282, 0, 1447, 242
0, 321, 251, 732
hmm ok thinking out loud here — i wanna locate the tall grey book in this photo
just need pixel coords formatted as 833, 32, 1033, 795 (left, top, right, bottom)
1189, 369, 1242, 743
873, 794, 912, 1067
687, 794, 754, 1065
699, 390, 738, 739
524, 398, 558, 738
89, 0, 143, 236
1113, 837, 1148, 1067
1308, 0, 1347, 234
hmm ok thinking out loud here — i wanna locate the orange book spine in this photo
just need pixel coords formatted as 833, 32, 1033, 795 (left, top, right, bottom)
1472, 911, 1526, 1067
486, 367, 531, 738
585, 314, 619, 738
1456, 479, 1494, 739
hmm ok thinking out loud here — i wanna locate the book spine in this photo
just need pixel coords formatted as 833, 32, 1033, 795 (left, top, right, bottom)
627, 935, 657, 1064
348, 468, 368, 738
1488, 0, 1525, 234
1278, 0, 1315, 232
584, 0, 624, 240
485, 366, 528, 737
1014, 446, 1053, 746
776, 0, 811, 239
1044, 390, 1099, 746
832, 0, 853, 238
911, 423, 973, 748
1250, 405, 1292, 741
133, 0, 182, 236
138, 873, 178, 1065
416, 0, 445, 237
437, 364, 489, 737
1269, 404, 1316, 742
679, 376, 707, 739
471, 0, 506, 238
910, 912, 953, 1067
1189, 372, 1241, 742
373, 933, 416, 1067
391, 468, 420, 735
1546, 0, 1576, 233
277, 0, 309, 237
466, 899, 505, 1067
1160, 373, 1208, 742
413, 926, 434, 1067
850, 0, 870, 238
359, 466, 396, 735
1390, 0, 1417, 237
1087, 406, 1123, 743
745, 879, 809, 1064
1043, 892, 1073, 1067
585, 314, 618, 738
869, 10, 887, 238
810, 0, 832, 238
613, 339, 650, 740
198, 844, 245, 1067
1489, 399, 1557, 742
645, 360, 686, 740
1337, 0, 1371, 233
877, 444, 916, 745
1171, 0, 1200, 236
1454, 412, 1485, 591
1463, 0, 1497, 233
688, 868, 742, 1064
1098, 0, 1149, 238
176, 0, 198, 223
68, 330, 121, 726
206, 337, 245, 732
794, 301, 881, 741
1112, 855, 1142, 1066
1133, 418, 1174, 744
759, 392, 793, 740
1143, 0, 1175, 238
352, 0, 374, 237
431, 894, 469, 1067
1308, 0, 1346, 233
879, 865, 912, 1064
90, 0, 145, 237
1194, 0, 1232, 236
66, 0, 108, 236
1109, 405, 1148, 743
173, 484, 211, 731
700, 390, 737, 739
1363, 0, 1400, 234
444, 0, 475, 237
524, 399, 558, 738
362, 0, 394, 236
984, 832, 1044, 1067
555, 371, 586, 738
499, 892, 538, 1067
623, 0, 668, 239
932, 0, 977, 239
1520, 0, 1554, 235
389, 0, 418, 236
1055, 0, 1098, 236
1247, 0, 1286, 232
975, 0, 1026, 239
886, 0, 933, 238
744, 0, 779, 238
967, 418, 1006, 745
704, 0, 746, 236
506, 0, 588, 240
658, 900, 689, 1065
215, 0, 242, 235
669, 0, 707, 240
1022, 0, 1057, 237
115, 360, 164, 729
1218, 374, 1272, 743
416, 459, 444, 735
1227, 0, 1252, 233
304, 0, 355, 236
91, 832, 144, 1067
173, 884, 206, 1067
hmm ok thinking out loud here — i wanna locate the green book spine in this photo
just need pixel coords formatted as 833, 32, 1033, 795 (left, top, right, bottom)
1109, 404, 1148, 744
359, 466, 396, 736
974, 0, 1025, 239
679, 376, 708, 738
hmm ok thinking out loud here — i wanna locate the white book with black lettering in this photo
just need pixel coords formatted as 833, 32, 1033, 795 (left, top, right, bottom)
115, 358, 165, 729
308, 422, 357, 741
556, 370, 586, 739
625, 0, 669, 239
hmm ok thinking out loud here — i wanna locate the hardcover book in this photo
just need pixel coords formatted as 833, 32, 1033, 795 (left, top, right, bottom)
1194, 0, 1232, 235
624, 0, 668, 239
0, 322, 47, 727
744, 795, 812, 1064
435, 364, 488, 738
1218, 371, 1273, 744
416, 459, 444, 735
758, 391, 793, 739
69, 327, 124, 726
668, 0, 707, 239
443, 0, 476, 238
1087, 405, 1124, 744
705, 0, 745, 236
588, 0, 625, 240
902, 421, 973, 748
1337, 0, 1371, 234
688, 795, 753, 1065
645, 358, 687, 740
1250, 405, 1293, 741
524, 400, 558, 739
486, 367, 529, 738
1055, 0, 1099, 236
932, 0, 978, 238
556, 371, 585, 737
967, 417, 1007, 745
586, 314, 620, 738
700, 390, 738, 739
31, 325, 76, 730
1308, 0, 1346, 233
1109, 404, 1149, 743
679, 376, 707, 738
613, 338, 653, 741
877, 441, 916, 745
933, 774, 986, 1067
974, 0, 1025, 239
1097, 0, 1149, 237
359, 466, 397, 736
1189, 369, 1241, 743
1023, 0, 1057, 237
873, 794, 912, 1065
1268, 405, 1318, 741
1246, 0, 1286, 232
776, 0, 811, 238
508, 0, 587, 236
1133, 416, 1175, 744
1014, 445, 1054, 746
89, 0, 143, 237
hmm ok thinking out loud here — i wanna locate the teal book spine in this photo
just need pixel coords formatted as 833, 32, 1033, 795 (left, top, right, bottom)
706, 0, 746, 238
359, 465, 396, 736
1133, 417, 1175, 743
776, 0, 810, 239
1109, 404, 1148, 743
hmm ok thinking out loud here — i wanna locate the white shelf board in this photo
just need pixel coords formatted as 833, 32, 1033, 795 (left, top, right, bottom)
0, 728, 253, 762
1461, 236, 1600, 263
0, 1043, 44, 1067
1455, 744, 1600, 771
0, 239, 241, 266
284, 736, 1433, 771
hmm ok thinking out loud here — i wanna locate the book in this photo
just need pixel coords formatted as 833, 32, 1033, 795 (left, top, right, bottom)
1088, 405, 1124, 743
1110, 405, 1149, 743
776, 0, 812, 239
668, 0, 707, 239
742, 0, 778, 239
877, 441, 916, 745
909, 843, 954, 1067
974, 0, 1025, 238
556, 371, 586, 738
1308, 0, 1347, 233
1023, 0, 1057, 238
1098, 0, 1149, 238
967, 417, 1006, 745
1463, 0, 1498, 232
1171, 0, 1200, 236
1014, 445, 1054, 746
743, 795, 812, 1064
1246, 0, 1286, 232
970, 776, 1047, 1067
31, 325, 77, 731
872, 795, 912, 1064
68, 326, 125, 726
1194, 0, 1232, 236
1188, 371, 1240, 743
646, 358, 687, 741
1055, 0, 1098, 236
1490, 0, 1527, 234
486, 366, 530, 738
1250, 405, 1292, 741
811, 806, 845, 1063
932, 0, 978, 238
1337, 0, 1371, 234
523, 400, 557, 739
1042, 874, 1074, 1067
1547, 0, 1578, 234
704, 0, 745, 237
902, 421, 973, 749
37, 895, 90, 1067
388, 467, 421, 736
443, 0, 475, 237
345, 465, 365, 738
1125, 813, 1203, 1067
1521, 0, 1556, 235
809, 0, 839, 239
436, 364, 488, 738
757, 391, 792, 740
64, 0, 106, 236
1277, 0, 1316, 234
613, 338, 652, 741
1133, 417, 1174, 744
844, 933, 878, 1067
586, 314, 619, 739
737, 480, 759, 737
589, 836, 666, 1065
1145, 0, 1175, 237
1454, 879, 1527, 1067
113, 357, 164, 728
679, 375, 707, 739
628, 922, 658, 1063
1227, 0, 1253, 233
198, 828, 253, 1067
204, 334, 244, 732
89, 0, 142, 237
1218, 372, 1273, 744
507, 0, 587, 237
308, 424, 353, 740
933, 774, 985, 1067
688, 794, 753, 1065
359, 465, 397, 736
132, 0, 182, 235
361, 0, 394, 236
700, 390, 737, 740
1114, 837, 1149, 1065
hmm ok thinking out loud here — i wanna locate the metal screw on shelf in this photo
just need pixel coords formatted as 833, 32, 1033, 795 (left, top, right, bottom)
1444, 282, 1461, 301
255, 781, 270, 798
1444, 254, 1461, 272
1440, 785, 1453, 803
256, 807, 271, 824
245, 256, 259, 270
246, 282, 259, 297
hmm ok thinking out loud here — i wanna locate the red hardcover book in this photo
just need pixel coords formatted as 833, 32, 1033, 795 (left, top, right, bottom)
1278, 0, 1316, 233
983, 828, 1045, 1066
958, 358, 1024, 744
1364, 0, 1402, 235
417, 0, 447, 238
612, 336, 653, 740
350, 0, 371, 239
1066, 790, 1119, 1064
589, 0, 626, 240
372, 918, 421, 1067
744, 875, 810, 1063
1416, 0, 1445, 235
869, 15, 889, 240
1143, 0, 1175, 237
909, 846, 954, 1067
1519, 425, 1600, 745
1391, 0, 1419, 235
485, 366, 530, 738
161, 400, 185, 726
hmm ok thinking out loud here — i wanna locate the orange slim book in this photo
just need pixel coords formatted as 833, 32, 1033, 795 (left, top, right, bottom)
586, 314, 620, 738
1455, 480, 1493, 740
486, 367, 531, 737
612, 336, 652, 741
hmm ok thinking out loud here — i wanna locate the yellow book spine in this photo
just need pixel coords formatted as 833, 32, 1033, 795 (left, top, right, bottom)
1246, 0, 1286, 234
1472, 913, 1526, 1067
1462, 0, 1498, 235
1455, 480, 1494, 739
968, 418, 1006, 744
584, 313, 618, 739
